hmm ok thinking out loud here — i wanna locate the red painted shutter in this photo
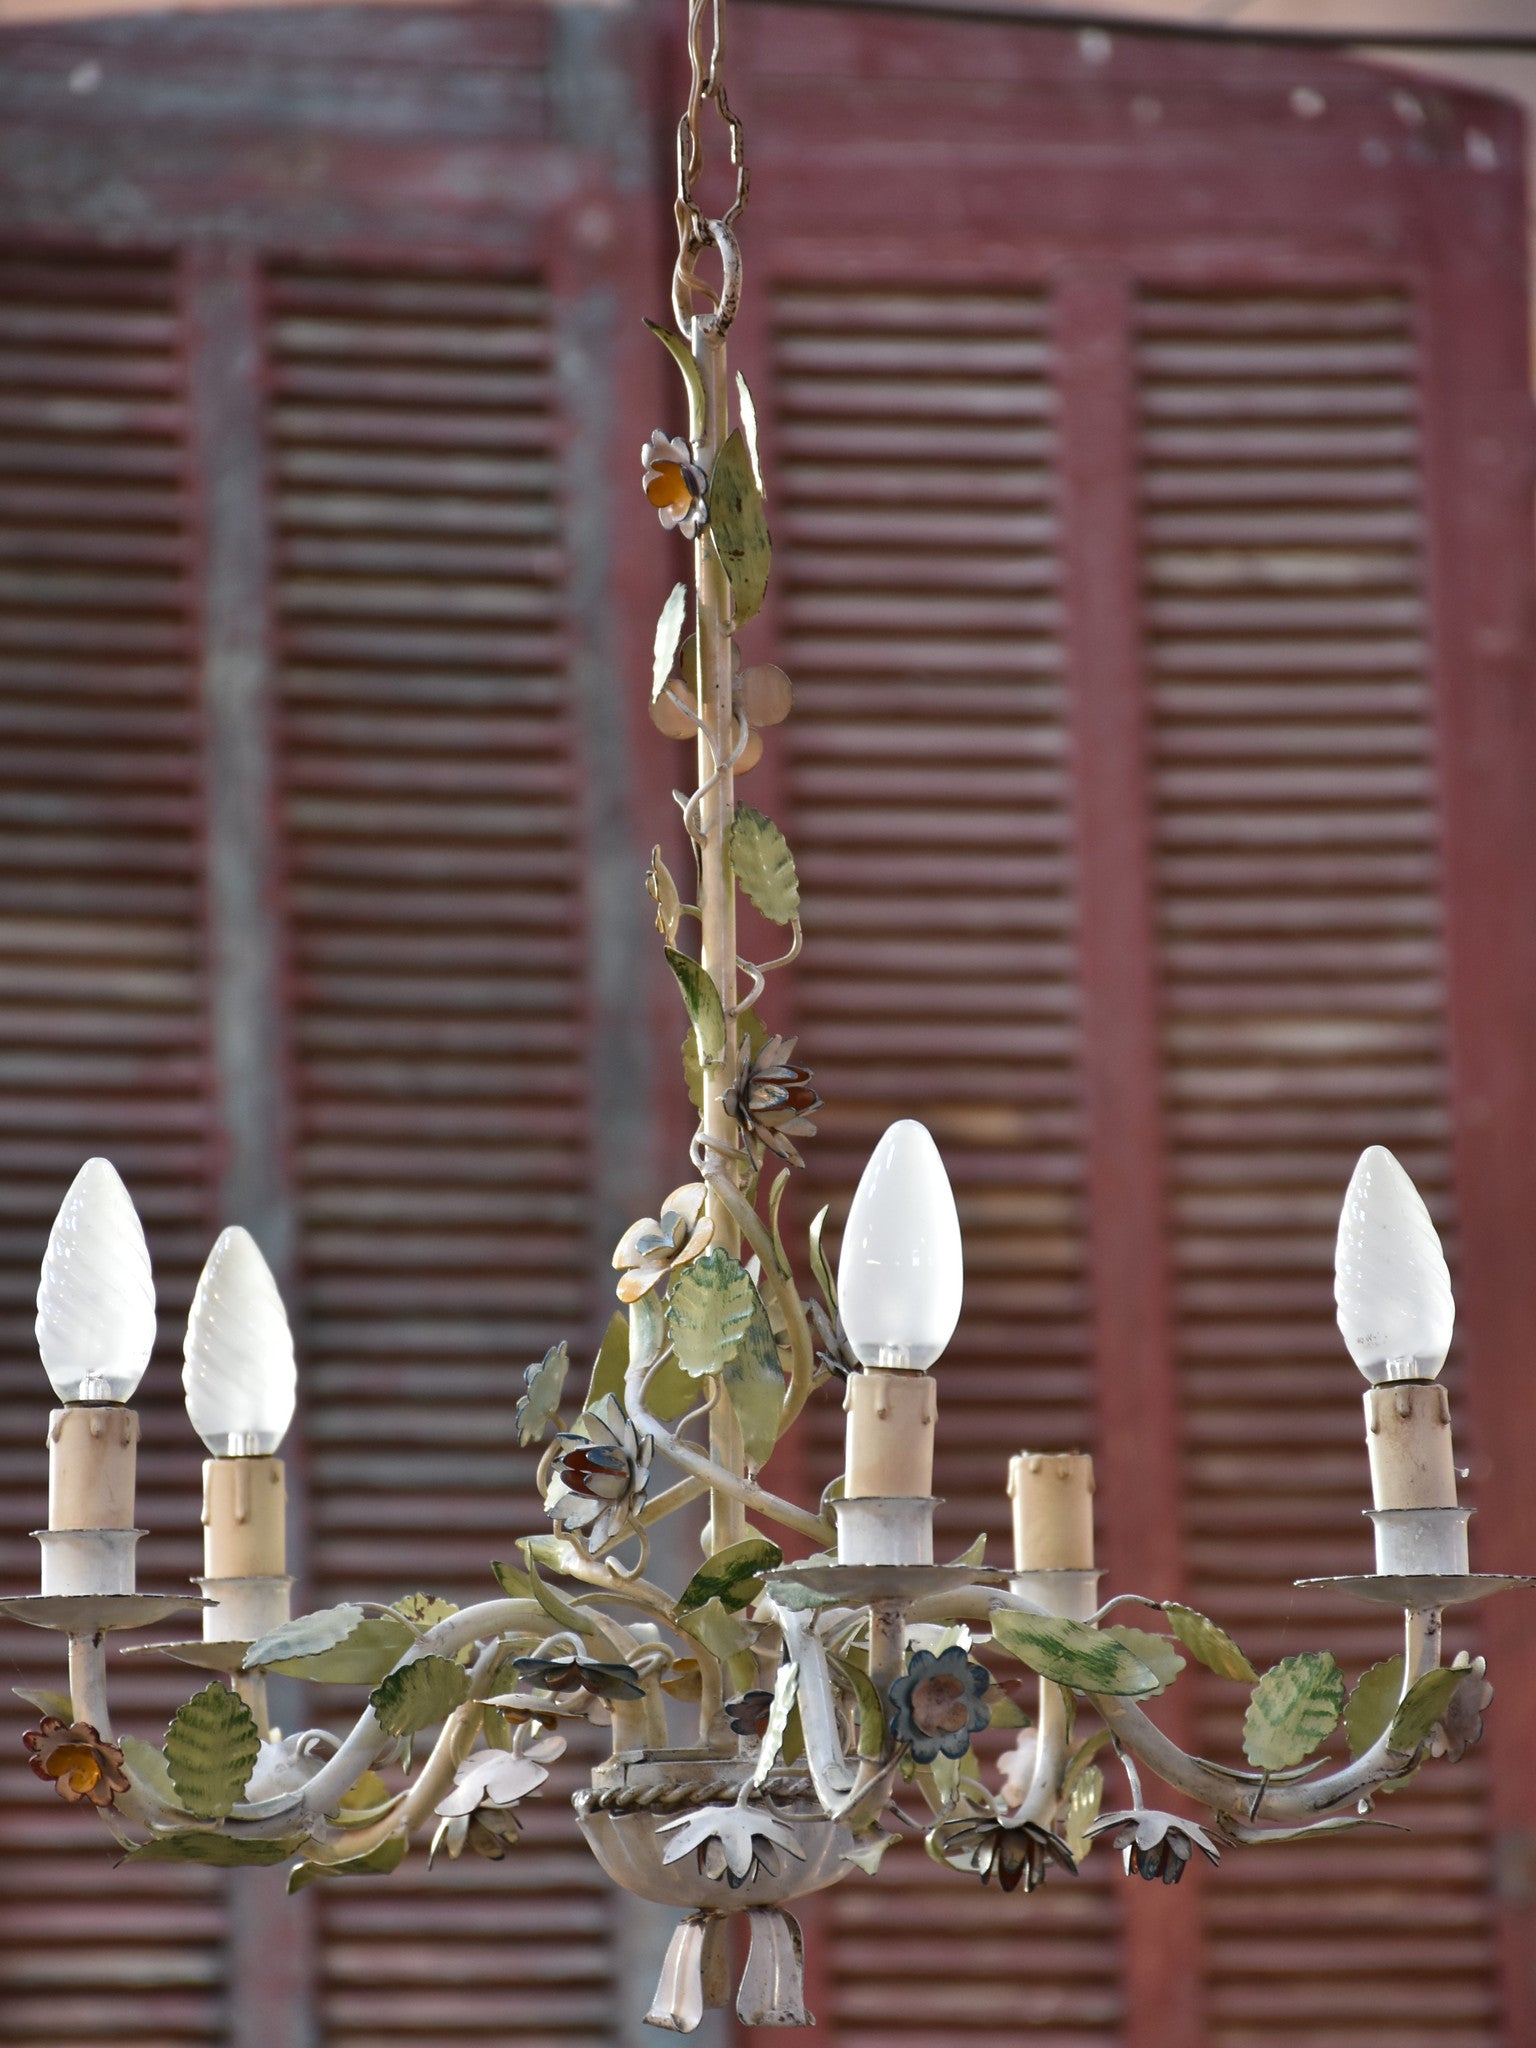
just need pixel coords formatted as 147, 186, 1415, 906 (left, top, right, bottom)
0, 247, 224, 2045
734, 14, 1536, 2046
268, 255, 614, 2042
765, 279, 1120, 2043
1136, 283, 1499, 2047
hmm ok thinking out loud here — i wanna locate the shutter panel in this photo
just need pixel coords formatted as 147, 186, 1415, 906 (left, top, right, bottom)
1138, 284, 1499, 2048
268, 258, 612, 2045
0, 248, 225, 2043
772, 282, 1121, 2046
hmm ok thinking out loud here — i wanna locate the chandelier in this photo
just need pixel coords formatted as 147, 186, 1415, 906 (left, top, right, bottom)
5, 2, 1530, 2031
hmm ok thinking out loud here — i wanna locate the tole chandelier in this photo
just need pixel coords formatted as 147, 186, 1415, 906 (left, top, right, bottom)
5, 2, 1531, 2031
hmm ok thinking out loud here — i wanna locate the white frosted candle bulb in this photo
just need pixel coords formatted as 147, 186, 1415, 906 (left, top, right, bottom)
36, 1157, 156, 1404
1334, 1145, 1454, 1383
838, 1119, 963, 1370
183, 1226, 296, 1456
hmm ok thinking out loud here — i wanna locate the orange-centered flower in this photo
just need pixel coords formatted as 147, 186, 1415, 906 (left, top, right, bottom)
22, 1717, 131, 1809
642, 431, 708, 538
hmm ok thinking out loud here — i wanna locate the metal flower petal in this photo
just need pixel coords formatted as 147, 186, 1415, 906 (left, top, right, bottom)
22, 1717, 131, 1809
509, 1653, 647, 1703
435, 1749, 551, 1819
807, 1295, 860, 1383
657, 1791, 808, 1890
1085, 1807, 1222, 1885
888, 1645, 993, 1765
721, 1034, 822, 1171
545, 1395, 654, 1554
613, 1184, 715, 1304
642, 430, 709, 538
934, 1814, 1077, 1895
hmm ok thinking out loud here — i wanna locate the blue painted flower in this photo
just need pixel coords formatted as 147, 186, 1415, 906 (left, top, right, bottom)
888, 1645, 991, 1764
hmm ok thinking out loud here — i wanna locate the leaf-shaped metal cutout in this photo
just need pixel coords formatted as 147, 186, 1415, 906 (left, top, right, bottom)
370, 1654, 471, 1739
127, 1832, 301, 1867
647, 848, 684, 947
991, 1612, 1160, 1697
736, 370, 764, 493
644, 321, 706, 440
665, 947, 726, 1065
666, 1248, 757, 1376
652, 582, 689, 704
244, 1603, 366, 1669
288, 1833, 409, 1893
119, 1734, 182, 1811
708, 428, 772, 625
515, 1340, 570, 1448
684, 1003, 766, 1115
248, 1611, 416, 1685
1388, 1666, 1465, 1756
677, 1534, 784, 1615
163, 1680, 260, 1820
1163, 1603, 1258, 1683
829, 1651, 890, 1760
1103, 1626, 1185, 1694
1242, 1652, 1345, 1772
753, 1661, 799, 1784
585, 1310, 630, 1410
1345, 1655, 1405, 1758
808, 1205, 837, 1313
724, 1296, 787, 1470
731, 806, 799, 925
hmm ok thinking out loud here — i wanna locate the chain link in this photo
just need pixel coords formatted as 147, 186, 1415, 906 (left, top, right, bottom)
672, 0, 749, 334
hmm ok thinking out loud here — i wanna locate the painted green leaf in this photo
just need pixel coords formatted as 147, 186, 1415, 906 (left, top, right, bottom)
163, 1681, 260, 1820
830, 1651, 890, 1760
1164, 1603, 1258, 1683
1345, 1656, 1405, 1758
678, 1535, 784, 1615
736, 371, 764, 493
684, 1003, 766, 1115
1242, 1652, 1346, 1772
951, 1534, 987, 1569
120, 1735, 182, 1811
724, 1297, 787, 1470
665, 947, 726, 1066
766, 1577, 836, 1612
392, 1593, 459, 1635
676, 1596, 751, 1664
666, 1247, 757, 1375
491, 1557, 535, 1601
644, 320, 706, 440
251, 1612, 416, 1685
370, 1655, 471, 1739
843, 1828, 898, 1875
991, 1611, 1160, 1697
13, 1685, 73, 1722
730, 806, 799, 925
1061, 1726, 1114, 1798
753, 1661, 800, 1785
128, 1832, 301, 1868
516, 1540, 592, 1637
652, 581, 689, 704
647, 848, 684, 948
708, 428, 772, 625
244, 1603, 365, 1670
808, 1205, 837, 1312
585, 1311, 630, 1409
985, 1690, 1029, 1730
515, 1341, 570, 1448
1388, 1666, 1466, 1756
1063, 1764, 1104, 1863
1104, 1626, 1185, 1695
288, 1834, 408, 1894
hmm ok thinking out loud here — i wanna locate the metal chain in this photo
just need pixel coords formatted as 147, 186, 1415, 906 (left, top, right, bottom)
672, 0, 749, 333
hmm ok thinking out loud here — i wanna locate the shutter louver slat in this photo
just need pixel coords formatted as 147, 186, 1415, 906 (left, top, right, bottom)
270, 260, 610, 2047
1138, 287, 1500, 2045
777, 283, 1120, 2044
0, 248, 223, 2045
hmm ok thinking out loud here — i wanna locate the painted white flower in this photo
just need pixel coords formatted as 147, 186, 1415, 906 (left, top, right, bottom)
544, 1395, 654, 1554
657, 1785, 807, 1890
